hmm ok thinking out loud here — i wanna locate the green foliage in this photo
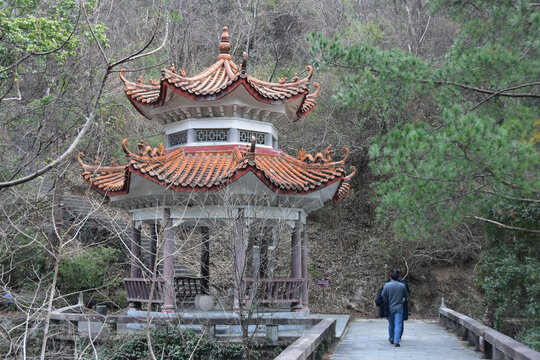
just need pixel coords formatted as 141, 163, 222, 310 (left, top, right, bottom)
308, 31, 431, 130
369, 107, 538, 241
310, 0, 539, 344
477, 243, 539, 324
272, 346, 283, 357
475, 202, 539, 350
476, 236, 540, 350
57, 246, 120, 293
517, 325, 540, 352
0, 0, 109, 72
96, 329, 247, 360
309, 0, 539, 240
0, 1, 79, 67
111, 288, 128, 309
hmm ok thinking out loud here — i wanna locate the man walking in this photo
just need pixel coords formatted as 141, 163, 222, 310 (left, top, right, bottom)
381, 269, 410, 347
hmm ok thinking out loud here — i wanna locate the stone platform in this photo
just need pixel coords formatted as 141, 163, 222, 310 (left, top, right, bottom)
78, 308, 349, 339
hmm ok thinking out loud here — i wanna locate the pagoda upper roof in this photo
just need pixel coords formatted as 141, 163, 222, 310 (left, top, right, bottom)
120, 27, 320, 122
78, 140, 355, 203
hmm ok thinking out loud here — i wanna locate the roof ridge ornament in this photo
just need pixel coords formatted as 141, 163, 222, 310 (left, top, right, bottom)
333, 165, 357, 203
247, 136, 256, 164
218, 26, 232, 60
240, 51, 247, 78
297, 145, 334, 164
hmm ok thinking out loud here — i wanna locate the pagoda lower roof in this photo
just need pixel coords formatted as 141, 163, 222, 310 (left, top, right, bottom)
78, 141, 355, 203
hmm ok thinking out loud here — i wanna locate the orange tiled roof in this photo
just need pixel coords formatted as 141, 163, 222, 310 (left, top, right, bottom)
119, 27, 319, 120
78, 140, 355, 202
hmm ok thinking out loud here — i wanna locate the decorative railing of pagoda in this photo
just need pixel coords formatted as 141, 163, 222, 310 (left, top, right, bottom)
125, 278, 165, 304
174, 276, 204, 300
124, 277, 204, 304
242, 278, 304, 303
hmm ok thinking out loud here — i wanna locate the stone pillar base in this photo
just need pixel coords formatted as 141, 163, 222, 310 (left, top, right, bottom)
195, 294, 215, 311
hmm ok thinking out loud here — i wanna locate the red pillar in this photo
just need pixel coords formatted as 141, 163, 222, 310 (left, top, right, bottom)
200, 226, 210, 294
234, 209, 246, 310
130, 221, 142, 278
150, 221, 158, 276
301, 224, 309, 310
129, 221, 142, 310
291, 220, 303, 311
162, 208, 176, 313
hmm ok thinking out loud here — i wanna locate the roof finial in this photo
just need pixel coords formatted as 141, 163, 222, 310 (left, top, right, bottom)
218, 27, 232, 60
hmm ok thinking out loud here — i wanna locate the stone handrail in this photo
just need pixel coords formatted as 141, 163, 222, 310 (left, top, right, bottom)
49, 310, 325, 343
439, 299, 540, 360
274, 318, 336, 360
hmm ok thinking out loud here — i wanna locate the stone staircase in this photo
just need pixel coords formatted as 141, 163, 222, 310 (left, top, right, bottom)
140, 235, 194, 278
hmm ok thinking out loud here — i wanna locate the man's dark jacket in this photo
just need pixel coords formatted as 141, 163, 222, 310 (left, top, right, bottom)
375, 286, 389, 317
375, 279, 410, 320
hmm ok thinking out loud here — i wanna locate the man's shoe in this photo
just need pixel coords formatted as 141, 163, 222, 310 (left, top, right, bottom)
389, 340, 394, 344
395, 343, 400, 347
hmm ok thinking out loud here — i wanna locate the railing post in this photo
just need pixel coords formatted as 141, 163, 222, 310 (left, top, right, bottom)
266, 324, 278, 342
467, 329, 476, 347
202, 323, 215, 339
459, 326, 468, 341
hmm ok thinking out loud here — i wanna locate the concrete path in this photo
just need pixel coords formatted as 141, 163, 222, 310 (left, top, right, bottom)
331, 319, 482, 360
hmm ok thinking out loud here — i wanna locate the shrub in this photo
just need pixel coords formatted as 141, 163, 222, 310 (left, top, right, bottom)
96, 329, 247, 360
476, 202, 540, 351
516, 325, 540, 352
57, 246, 122, 303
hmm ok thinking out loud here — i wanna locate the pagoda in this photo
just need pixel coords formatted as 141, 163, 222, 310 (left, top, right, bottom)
78, 27, 355, 312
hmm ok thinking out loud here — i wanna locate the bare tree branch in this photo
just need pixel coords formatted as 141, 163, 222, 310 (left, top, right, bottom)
109, 0, 163, 68
483, 190, 540, 203
465, 82, 540, 113
83, 5, 109, 64
0, 75, 106, 189
434, 80, 540, 99
127, 18, 169, 62
465, 216, 540, 234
